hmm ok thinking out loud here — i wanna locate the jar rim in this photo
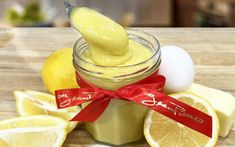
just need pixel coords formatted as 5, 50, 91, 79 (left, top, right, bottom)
73, 29, 161, 69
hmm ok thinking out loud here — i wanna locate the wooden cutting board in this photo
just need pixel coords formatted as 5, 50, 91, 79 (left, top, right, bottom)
0, 28, 234, 146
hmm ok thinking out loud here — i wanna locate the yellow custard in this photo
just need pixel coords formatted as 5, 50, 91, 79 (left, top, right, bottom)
71, 7, 152, 67
71, 7, 159, 145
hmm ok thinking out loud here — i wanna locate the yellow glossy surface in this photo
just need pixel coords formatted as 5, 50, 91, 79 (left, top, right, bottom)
71, 7, 152, 66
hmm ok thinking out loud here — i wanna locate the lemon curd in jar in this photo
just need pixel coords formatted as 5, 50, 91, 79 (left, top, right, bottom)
70, 7, 161, 145
73, 30, 161, 145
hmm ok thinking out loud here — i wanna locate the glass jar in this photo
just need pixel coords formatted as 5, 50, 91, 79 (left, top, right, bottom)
73, 29, 161, 145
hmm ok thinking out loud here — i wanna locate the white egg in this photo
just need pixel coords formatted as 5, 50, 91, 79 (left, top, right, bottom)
159, 46, 195, 93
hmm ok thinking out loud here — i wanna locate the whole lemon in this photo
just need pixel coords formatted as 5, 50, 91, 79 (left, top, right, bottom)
42, 48, 79, 94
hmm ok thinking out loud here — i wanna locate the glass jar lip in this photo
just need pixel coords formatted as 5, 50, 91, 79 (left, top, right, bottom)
73, 28, 161, 69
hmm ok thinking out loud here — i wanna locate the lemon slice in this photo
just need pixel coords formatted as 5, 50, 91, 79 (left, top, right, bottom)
0, 115, 67, 147
144, 92, 219, 147
14, 90, 81, 133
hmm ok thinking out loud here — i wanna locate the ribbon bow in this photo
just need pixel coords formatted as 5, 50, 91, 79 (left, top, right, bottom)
55, 72, 212, 138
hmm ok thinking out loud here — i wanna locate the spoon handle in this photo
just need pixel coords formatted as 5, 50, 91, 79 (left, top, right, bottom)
64, 0, 79, 31
64, 0, 74, 17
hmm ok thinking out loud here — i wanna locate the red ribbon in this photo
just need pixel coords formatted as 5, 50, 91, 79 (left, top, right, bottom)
55, 72, 212, 138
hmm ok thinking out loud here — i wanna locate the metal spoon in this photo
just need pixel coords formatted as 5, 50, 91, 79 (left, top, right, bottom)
64, 0, 74, 19
64, 0, 81, 32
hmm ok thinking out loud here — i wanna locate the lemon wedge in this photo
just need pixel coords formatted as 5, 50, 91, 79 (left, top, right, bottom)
144, 92, 219, 147
14, 90, 81, 133
0, 115, 67, 147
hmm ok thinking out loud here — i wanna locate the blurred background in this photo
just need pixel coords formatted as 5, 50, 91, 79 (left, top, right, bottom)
0, 0, 234, 27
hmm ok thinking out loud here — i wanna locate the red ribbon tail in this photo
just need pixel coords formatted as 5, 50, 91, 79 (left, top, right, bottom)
71, 97, 111, 122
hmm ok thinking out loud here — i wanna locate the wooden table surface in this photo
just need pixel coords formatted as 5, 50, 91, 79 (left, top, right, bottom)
0, 28, 235, 146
